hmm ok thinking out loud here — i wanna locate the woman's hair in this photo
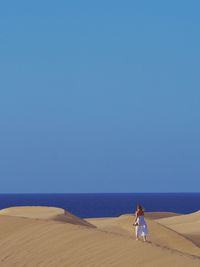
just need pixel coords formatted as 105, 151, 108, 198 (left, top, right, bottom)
136, 204, 144, 211
136, 204, 144, 215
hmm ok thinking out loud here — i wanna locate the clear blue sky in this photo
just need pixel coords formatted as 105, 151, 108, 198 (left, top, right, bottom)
0, 1, 200, 193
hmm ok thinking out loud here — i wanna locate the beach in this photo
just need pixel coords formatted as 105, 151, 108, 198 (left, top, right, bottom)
0, 207, 199, 266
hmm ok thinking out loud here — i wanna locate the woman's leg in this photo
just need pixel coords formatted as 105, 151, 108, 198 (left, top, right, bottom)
135, 226, 139, 240
143, 223, 148, 241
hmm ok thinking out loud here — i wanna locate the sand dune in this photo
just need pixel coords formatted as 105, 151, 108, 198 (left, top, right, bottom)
157, 210, 200, 247
87, 213, 200, 256
0, 206, 64, 219
0, 207, 199, 267
0, 206, 94, 228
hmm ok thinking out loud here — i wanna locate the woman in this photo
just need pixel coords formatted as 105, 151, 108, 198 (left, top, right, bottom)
134, 204, 148, 241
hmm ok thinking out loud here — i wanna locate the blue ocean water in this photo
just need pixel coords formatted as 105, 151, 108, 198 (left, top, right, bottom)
0, 193, 199, 218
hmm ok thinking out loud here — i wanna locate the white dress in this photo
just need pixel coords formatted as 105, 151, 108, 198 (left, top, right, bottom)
135, 215, 148, 237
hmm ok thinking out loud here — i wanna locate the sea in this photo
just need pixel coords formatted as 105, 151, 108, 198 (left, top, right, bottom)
0, 193, 199, 218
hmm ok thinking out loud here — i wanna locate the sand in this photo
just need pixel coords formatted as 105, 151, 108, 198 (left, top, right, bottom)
157, 210, 200, 247
0, 207, 199, 267
0, 206, 94, 228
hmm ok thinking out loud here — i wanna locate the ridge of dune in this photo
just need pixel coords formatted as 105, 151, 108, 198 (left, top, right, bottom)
157, 210, 200, 225
0, 206, 95, 228
144, 211, 181, 219
0, 206, 64, 219
0, 214, 199, 267
157, 210, 200, 247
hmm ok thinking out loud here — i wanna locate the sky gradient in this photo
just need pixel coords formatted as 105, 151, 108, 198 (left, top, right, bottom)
0, 1, 200, 192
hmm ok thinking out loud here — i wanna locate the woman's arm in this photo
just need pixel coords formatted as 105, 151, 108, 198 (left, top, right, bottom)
134, 211, 138, 223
